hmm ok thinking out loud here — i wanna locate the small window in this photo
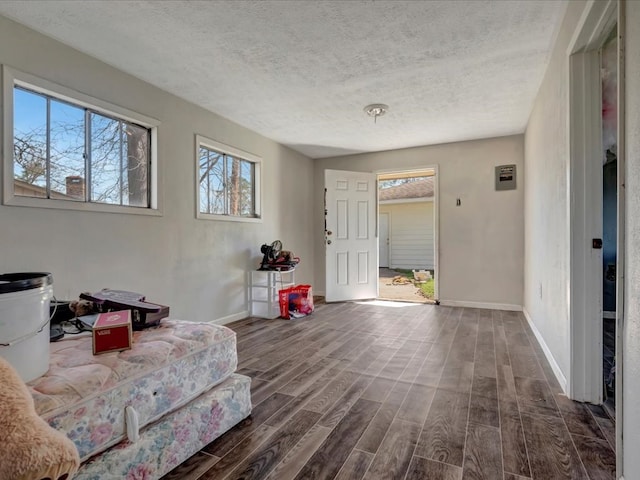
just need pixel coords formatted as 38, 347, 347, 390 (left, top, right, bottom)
3, 67, 160, 214
14, 86, 151, 206
196, 136, 261, 222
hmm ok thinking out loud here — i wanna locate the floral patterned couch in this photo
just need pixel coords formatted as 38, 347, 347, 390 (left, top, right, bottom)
27, 320, 252, 480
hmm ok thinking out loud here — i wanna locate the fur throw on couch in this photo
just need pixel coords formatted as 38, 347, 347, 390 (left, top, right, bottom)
0, 356, 80, 480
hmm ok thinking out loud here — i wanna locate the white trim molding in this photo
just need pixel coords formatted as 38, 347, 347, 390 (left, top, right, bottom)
523, 308, 568, 394
379, 197, 433, 205
209, 310, 249, 326
438, 300, 522, 312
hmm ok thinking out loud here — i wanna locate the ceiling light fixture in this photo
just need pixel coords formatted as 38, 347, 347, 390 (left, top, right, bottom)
364, 103, 389, 123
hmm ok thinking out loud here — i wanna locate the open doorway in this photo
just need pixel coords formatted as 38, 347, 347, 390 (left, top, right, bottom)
377, 168, 437, 304
601, 25, 618, 419
568, 1, 623, 467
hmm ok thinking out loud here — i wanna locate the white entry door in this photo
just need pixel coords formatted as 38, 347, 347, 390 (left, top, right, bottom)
379, 213, 389, 268
325, 169, 378, 302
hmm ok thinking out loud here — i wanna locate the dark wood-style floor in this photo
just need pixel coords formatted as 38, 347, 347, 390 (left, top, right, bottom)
162, 302, 616, 480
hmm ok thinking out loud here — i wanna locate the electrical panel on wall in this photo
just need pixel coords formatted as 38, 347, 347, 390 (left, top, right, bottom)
495, 164, 517, 191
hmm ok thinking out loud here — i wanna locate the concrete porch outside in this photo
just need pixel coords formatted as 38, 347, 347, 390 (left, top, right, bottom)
378, 267, 432, 304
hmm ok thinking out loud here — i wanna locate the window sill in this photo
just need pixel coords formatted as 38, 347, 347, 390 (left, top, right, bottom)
196, 212, 262, 223
3, 195, 163, 217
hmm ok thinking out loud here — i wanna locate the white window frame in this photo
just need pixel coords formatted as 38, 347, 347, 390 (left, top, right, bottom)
195, 135, 262, 223
2, 66, 161, 215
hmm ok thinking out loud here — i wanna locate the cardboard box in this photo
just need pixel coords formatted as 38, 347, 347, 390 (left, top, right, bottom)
92, 310, 133, 355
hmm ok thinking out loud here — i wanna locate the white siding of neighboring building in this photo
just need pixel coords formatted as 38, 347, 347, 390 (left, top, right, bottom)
379, 201, 434, 269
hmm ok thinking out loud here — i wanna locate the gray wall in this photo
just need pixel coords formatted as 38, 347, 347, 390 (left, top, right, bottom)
0, 15, 315, 323
523, 0, 585, 390
315, 135, 525, 309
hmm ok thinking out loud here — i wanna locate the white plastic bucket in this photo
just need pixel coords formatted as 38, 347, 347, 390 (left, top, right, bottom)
0, 273, 53, 382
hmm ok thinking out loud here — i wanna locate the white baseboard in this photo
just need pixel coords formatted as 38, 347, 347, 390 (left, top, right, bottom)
522, 307, 568, 394
438, 300, 522, 311
209, 310, 249, 326
603, 310, 616, 319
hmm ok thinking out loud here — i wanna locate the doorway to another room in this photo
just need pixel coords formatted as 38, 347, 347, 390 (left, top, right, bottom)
568, 2, 622, 464
601, 25, 618, 419
377, 169, 437, 304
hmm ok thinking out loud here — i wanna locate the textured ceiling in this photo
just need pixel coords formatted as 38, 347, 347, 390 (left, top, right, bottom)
0, 0, 568, 159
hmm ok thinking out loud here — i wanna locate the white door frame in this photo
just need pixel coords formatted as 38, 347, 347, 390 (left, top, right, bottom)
376, 165, 439, 301
615, 2, 625, 476
568, 39, 605, 405
568, 0, 623, 475
379, 212, 390, 268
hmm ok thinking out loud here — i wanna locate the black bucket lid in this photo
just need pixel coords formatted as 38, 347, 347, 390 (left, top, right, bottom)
0, 272, 53, 294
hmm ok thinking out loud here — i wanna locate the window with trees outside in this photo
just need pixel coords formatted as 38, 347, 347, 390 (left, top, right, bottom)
197, 136, 261, 222
3, 67, 159, 213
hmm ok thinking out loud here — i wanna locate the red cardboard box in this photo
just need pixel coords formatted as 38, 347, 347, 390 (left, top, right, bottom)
92, 310, 133, 355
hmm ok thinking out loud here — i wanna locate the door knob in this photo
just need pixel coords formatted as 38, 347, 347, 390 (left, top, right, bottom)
327, 230, 333, 236
327, 240, 332, 245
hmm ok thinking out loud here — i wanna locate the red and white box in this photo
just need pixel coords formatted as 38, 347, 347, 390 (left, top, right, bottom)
92, 310, 133, 355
